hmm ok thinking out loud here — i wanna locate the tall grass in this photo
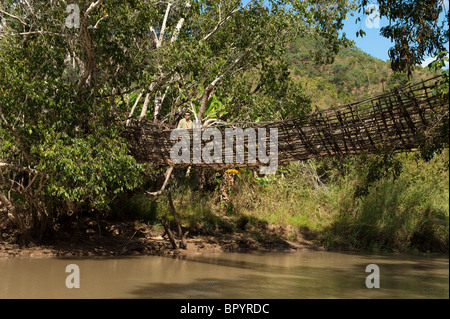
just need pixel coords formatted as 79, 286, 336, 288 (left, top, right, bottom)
116, 150, 449, 254
322, 150, 449, 253
227, 150, 448, 253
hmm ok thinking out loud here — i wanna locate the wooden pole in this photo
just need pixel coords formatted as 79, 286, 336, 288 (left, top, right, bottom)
160, 218, 178, 249
167, 188, 187, 249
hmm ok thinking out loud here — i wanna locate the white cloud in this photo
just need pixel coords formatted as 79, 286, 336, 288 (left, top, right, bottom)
421, 53, 450, 69
421, 56, 436, 68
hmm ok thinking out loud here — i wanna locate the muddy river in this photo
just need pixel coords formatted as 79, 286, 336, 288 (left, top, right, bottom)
0, 251, 448, 299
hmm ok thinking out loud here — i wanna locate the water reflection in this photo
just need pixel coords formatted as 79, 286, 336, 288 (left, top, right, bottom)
0, 251, 448, 299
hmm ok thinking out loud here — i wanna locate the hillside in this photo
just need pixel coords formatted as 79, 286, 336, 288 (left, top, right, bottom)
286, 36, 438, 110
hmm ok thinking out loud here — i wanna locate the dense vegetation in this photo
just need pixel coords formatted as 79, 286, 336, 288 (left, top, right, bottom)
146, 149, 447, 254
287, 36, 440, 108
1, 0, 448, 254
117, 39, 449, 254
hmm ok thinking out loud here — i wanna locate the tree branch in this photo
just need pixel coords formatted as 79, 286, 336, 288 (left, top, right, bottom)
144, 166, 174, 197
84, 0, 105, 22
198, 44, 255, 120
126, 90, 143, 126
0, 191, 25, 231
150, 26, 158, 45
0, 31, 71, 37
202, 0, 255, 42
0, 8, 27, 26
89, 14, 109, 29
0, 162, 47, 177
158, 1, 173, 47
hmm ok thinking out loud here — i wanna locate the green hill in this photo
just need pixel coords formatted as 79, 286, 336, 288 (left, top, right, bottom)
286, 36, 437, 110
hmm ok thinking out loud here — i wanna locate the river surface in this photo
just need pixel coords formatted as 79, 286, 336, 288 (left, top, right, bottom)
0, 251, 448, 299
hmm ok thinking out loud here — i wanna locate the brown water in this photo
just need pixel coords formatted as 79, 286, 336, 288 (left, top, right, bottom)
0, 251, 448, 299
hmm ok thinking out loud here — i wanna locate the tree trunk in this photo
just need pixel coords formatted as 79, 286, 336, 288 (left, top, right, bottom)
139, 92, 151, 121
160, 218, 178, 249
126, 90, 143, 125
167, 188, 187, 249
154, 90, 162, 121
0, 191, 29, 240
199, 85, 213, 121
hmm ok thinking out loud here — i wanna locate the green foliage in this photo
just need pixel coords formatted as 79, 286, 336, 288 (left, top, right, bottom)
322, 151, 449, 253
161, 151, 448, 254
1, 0, 448, 247
113, 193, 159, 223
357, 0, 449, 76
416, 51, 450, 161
0, 1, 148, 228
353, 153, 403, 197
36, 132, 144, 211
287, 36, 438, 109
387, 73, 410, 89
428, 51, 450, 102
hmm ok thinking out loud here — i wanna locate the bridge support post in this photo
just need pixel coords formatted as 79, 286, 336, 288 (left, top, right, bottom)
167, 188, 187, 249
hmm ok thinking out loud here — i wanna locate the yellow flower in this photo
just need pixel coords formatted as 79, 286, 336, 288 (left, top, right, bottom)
225, 169, 240, 175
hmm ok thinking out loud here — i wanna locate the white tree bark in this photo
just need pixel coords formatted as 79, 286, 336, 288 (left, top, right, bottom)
158, 1, 173, 48
126, 90, 143, 125
202, 0, 255, 42
153, 90, 162, 121
139, 92, 152, 121
171, 17, 185, 43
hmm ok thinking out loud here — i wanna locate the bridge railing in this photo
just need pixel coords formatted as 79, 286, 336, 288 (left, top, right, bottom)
123, 76, 449, 169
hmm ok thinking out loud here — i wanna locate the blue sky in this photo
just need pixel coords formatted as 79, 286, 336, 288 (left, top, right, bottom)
341, 11, 393, 62
341, 1, 449, 68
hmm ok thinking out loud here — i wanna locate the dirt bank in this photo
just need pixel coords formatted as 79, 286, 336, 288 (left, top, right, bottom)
0, 215, 325, 258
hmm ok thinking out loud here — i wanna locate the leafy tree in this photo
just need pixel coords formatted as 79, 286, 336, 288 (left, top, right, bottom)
0, 0, 353, 239
387, 72, 409, 89
356, 0, 449, 76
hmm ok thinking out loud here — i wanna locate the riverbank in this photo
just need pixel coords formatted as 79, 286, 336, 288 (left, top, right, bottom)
0, 216, 324, 258
1, 151, 448, 258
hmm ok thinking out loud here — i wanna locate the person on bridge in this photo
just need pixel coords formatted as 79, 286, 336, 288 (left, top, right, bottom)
177, 111, 194, 130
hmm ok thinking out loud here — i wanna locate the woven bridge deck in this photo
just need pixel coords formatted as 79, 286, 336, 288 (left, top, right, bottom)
123, 76, 449, 169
